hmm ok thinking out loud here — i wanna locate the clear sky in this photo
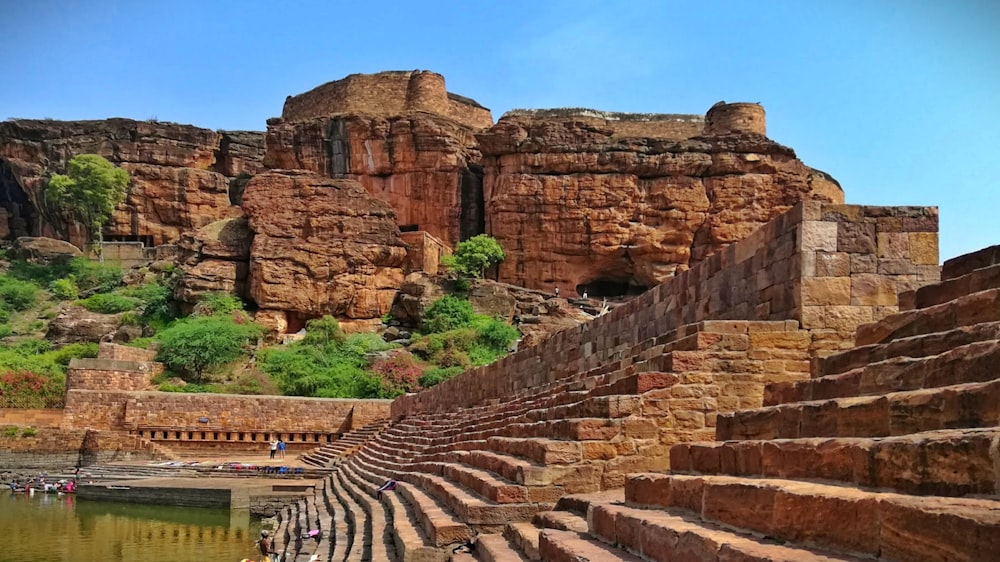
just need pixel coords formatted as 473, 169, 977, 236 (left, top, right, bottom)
2, 0, 997, 262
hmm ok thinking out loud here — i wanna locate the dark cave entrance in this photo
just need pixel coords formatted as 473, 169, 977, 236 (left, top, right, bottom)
0, 160, 39, 239
459, 163, 485, 241
576, 276, 651, 299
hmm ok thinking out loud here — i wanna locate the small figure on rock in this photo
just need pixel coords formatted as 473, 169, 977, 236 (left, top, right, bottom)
268, 439, 278, 460
277, 438, 286, 459
554, 287, 559, 297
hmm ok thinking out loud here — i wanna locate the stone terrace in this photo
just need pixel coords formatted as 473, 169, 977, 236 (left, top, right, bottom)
264, 203, 995, 561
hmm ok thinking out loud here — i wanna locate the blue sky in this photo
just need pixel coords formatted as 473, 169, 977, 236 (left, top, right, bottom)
2, 0, 998, 262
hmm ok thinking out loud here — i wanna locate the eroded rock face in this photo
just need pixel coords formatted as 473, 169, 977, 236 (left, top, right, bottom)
478, 114, 844, 295
241, 171, 407, 320
11, 236, 82, 264
264, 113, 483, 247
174, 217, 252, 304
0, 119, 264, 246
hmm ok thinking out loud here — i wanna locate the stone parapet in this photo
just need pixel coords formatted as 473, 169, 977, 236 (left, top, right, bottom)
66, 358, 161, 391
401, 231, 452, 274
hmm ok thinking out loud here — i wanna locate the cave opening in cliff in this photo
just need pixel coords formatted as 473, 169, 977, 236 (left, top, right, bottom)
459, 164, 485, 240
0, 160, 38, 239
576, 276, 650, 299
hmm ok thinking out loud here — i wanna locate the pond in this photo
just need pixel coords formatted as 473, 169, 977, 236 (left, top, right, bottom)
1, 490, 268, 562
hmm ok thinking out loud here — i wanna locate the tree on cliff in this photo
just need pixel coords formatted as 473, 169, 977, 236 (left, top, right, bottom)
46, 154, 129, 261
442, 234, 505, 278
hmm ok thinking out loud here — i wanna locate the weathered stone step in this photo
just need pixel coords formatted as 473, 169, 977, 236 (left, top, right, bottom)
719, 379, 1000, 441
483, 437, 582, 466
504, 417, 624, 441
502, 522, 540, 561
537, 528, 644, 562
942, 244, 1000, 280
474, 533, 530, 562
324, 476, 351, 562
377, 462, 544, 526
394, 479, 473, 548
592, 503, 862, 561
626, 473, 1000, 561
907, 262, 1000, 310
767, 338, 1000, 406
855, 287, 1000, 346
589, 371, 680, 397
671, 427, 1000, 498
532, 511, 587, 533
335, 465, 395, 561
816, 321, 1000, 380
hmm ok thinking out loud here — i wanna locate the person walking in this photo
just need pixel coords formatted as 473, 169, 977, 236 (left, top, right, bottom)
277, 438, 286, 459
269, 438, 278, 460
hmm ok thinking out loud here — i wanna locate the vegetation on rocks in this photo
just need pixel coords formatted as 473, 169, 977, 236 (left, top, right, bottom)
46, 154, 129, 259
441, 234, 505, 278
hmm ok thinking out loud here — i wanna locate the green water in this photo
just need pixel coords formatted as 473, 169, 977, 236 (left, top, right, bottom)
1, 490, 268, 562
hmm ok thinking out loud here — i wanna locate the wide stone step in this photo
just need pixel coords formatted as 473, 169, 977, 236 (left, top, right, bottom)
625, 473, 1000, 561
909, 262, 1000, 310
671, 427, 1000, 499
483, 437, 583, 465
767, 338, 1000, 405
941, 244, 1000, 280
325, 476, 351, 562
458, 450, 600, 493
855, 287, 1000, 346
474, 533, 530, 562
537, 528, 645, 562
532, 510, 587, 533
815, 321, 1000, 380
591, 503, 861, 561
719, 379, 1000, 440
331, 468, 379, 561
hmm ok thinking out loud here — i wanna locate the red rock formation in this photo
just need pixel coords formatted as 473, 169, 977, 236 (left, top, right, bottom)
0, 119, 264, 246
477, 107, 844, 295
173, 217, 252, 305
240, 170, 407, 322
264, 113, 483, 248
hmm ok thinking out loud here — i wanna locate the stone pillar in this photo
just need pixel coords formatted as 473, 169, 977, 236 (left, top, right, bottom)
405, 71, 449, 115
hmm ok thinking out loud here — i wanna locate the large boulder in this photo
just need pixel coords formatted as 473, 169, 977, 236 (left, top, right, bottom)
11, 236, 82, 264
174, 216, 252, 304
389, 272, 446, 328
46, 304, 123, 345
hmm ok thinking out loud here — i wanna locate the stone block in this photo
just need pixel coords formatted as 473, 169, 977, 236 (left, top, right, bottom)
877, 232, 910, 259
801, 277, 851, 306
851, 274, 898, 306
837, 221, 876, 253
799, 221, 838, 252
814, 251, 850, 277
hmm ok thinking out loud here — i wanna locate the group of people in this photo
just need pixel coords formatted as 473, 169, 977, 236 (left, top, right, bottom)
268, 438, 286, 460
7, 474, 76, 494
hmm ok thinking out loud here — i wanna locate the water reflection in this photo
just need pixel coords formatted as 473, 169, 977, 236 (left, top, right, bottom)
1, 491, 264, 562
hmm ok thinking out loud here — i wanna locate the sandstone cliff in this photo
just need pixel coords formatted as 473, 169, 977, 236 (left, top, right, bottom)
478, 110, 844, 295
0, 119, 264, 247
264, 113, 483, 248
240, 170, 407, 325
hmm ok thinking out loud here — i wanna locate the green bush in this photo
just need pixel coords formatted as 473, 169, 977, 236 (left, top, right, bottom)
20, 427, 36, 437
0, 306, 10, 324
0, 277, 38, 311
50, 278, 79, 300
156, 315, 263, 382
0, 325, 11, 339
78, 293, 139, 314
302, 315, 346, 346
409, 328, 478, 359
12, 339, 51, 356
67, 258, 123, 293
123, 281, 175, 321
51, 342, 100, 366
423, 296, 475, 333
193, 292, 244, 316
441, 234, 505, 278
471, 315, 520, 350
418, 366, 464, 388
0, 426, 18, 438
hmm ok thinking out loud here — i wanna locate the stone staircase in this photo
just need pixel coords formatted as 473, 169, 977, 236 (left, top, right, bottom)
273, 319, 825, 560
300, 419, 390, 468
494, 252, 1000, 561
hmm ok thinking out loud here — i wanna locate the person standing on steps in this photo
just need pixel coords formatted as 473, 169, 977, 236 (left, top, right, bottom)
269, 438, 278, 460
257, 529, 278, 562
277, 438, 286, 459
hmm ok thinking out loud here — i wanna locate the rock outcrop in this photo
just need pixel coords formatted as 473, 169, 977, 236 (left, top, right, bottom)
0, 119, 264, 247
264, 113, 484, 249
173, 217, 252, 305
240, 170, 407, 323
478, 107, 844, 295
46, 304, 124, 345
10, 236, 82, 264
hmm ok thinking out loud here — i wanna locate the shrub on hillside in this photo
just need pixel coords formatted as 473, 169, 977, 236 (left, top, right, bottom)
192, 292, 244, 316
0, 277, 38, 311
369, 352, 423, 397
156, 315, 263, 382
123, 281, 175, 322
302, 315, 346, 347
0, 370, 63, 408
418, 366, 464, 388
422, 296, 475, 334
49, 278, 79, 300
66, 258, 122, 293
78, 292, 139, 314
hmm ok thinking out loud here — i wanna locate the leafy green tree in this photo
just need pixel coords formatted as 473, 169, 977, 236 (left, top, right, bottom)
47, 154, 129, 261
442, 234, 505, 278
422, 296, 475, 333
155, 315, 262, 382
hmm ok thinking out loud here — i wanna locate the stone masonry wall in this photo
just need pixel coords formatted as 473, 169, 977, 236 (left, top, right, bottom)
391, 201, 938, 418
501, 109, 706, 139
401, 231, 451, 275
97, 342, 158, 362
65, 358, 160, 391
62, 390, 391, 433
